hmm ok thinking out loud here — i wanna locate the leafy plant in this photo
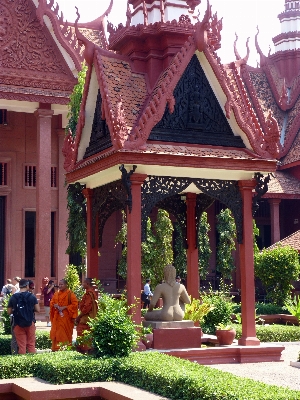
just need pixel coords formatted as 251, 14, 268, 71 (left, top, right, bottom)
1, 295, 12, 334
64, 264, 84, 300
201, 281, 234, 334
216, 323, 234, 330
183, 297, 214, 323
198, 212, 212, 278
216, 208, 236, 279
284, 296, 300, 319
85, 293, 139, 357
255, 245, 300, 306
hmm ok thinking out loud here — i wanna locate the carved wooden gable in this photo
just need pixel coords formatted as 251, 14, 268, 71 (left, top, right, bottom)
84, 90, 112, 159
149, 55, 245, 148
0, 0, 76, 98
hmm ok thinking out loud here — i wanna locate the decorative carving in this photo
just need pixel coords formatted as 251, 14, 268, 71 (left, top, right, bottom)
143, 1, 148, 26
252, 172, 272, 216
150, 56, 245, 148
186, 0, 201, 12
84, 90, 112, 159
262, 110, 280, 159
126, 1, 132, 27
119, 164, 137, 213
92, 180, 127, 248
141, 176, 243, 244
1, 0, 69, 74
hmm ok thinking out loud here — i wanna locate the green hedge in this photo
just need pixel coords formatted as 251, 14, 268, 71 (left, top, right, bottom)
0, 331, 51, 355
234, 324, 300, 342
0, 351, 297, 399
232, 303, 288, 315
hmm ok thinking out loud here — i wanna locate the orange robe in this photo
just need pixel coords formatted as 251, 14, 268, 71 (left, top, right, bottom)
50, 289, 78, 351
76, 289, 97, 352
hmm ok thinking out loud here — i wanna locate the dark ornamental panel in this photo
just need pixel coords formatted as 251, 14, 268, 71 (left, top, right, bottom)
141, 176, 243, 244
84, 90, 112, 159
150, 55, 245, 148
92, 180, 127, 248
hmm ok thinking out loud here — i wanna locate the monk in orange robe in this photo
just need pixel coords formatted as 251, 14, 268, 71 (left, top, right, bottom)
75, 278, 98, 353
50, 279, 78, 351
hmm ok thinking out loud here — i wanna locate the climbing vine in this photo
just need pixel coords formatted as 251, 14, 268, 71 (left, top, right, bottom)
65, 63, 88, 137
65, 63, 88, 259
198, 212, 212, 278
116, 209, 174, 287
216, 208, 236, 279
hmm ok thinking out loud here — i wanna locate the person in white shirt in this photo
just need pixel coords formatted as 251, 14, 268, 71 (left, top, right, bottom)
142, 279, 153, 309
13, 277, 21, 293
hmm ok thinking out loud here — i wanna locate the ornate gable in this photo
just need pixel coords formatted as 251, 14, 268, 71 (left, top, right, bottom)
84, 89, 112, 159
149, 55, 245, 148
0, 0, 77, 103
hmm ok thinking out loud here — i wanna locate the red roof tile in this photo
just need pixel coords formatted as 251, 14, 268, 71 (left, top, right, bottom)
281, 129, 300, 166
267, 230, 300, 252
266, 171, 300, 195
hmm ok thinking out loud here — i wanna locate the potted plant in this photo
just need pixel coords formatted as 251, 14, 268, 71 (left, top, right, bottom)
215, 323, 236, 345
140, 326, 153, 349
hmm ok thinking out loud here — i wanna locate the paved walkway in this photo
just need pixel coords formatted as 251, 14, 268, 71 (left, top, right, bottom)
208, 342, 300, 391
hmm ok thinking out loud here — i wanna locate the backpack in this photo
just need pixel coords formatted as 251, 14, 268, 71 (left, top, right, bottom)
13, 292, 33, 327
4, 285, 12, 295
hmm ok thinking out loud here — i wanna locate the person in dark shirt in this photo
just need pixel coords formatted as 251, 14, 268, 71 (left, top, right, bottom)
42, 280, 55, 327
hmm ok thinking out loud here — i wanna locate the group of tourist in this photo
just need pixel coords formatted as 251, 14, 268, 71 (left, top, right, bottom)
5, 276, 98, 355
1, 277, 21, 297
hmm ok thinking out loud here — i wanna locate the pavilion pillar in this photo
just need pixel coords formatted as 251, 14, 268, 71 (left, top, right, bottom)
56, 129, 69, 280
127, 173, 147, 325
238, 180, 260, 346
186, 193, 199, 299
34, 108, 53, 293
269, 199, 281, 244
83, 188, 99, 279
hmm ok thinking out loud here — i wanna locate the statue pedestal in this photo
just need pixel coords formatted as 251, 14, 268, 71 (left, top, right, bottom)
143, 321, 202, 350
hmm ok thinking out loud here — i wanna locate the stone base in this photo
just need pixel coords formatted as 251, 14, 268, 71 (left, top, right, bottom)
143, 320, 194, 329
153, 327, 202, 350
163, 344, 285, 364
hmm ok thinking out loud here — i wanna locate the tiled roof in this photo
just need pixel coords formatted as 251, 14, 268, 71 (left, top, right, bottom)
281, 129, 300, 166
266, 171, 300, 195
99, 53, 148, 128
267, 230, 300, 251
120, 143, 264, 160
247, 70, 285, 131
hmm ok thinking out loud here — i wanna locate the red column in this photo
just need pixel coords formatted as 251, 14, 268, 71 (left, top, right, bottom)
127, 174, 147, 325
57, 129, 69, 280
186, 193, 199, 299
269, 199, 281, 244
238, 180, 260, 346
34, 108, 54, 293
83, 188, 99, 279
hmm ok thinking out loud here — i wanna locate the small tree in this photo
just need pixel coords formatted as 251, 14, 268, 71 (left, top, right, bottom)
255, 245, 300, 306
198, 212, 211, 278
216, 209, 236, 279
64, 264, 84, 300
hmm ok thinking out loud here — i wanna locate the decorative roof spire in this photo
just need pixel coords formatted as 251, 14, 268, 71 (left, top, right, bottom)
273, 0, 300, 52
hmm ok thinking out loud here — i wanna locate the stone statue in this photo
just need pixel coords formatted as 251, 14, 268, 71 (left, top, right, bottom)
144, 265, 190, 321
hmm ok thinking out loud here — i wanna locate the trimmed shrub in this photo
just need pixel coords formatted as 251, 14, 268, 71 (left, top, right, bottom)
234, 324, 300, 342
232, 302, 288, 315
0, 352, 298, 399
255, 245, 300, 306
0, 331, 51, 355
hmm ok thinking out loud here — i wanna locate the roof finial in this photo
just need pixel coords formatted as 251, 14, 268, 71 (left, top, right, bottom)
160, 0, 165, 23
126, 1, 132, 27
143, 0, 148, 26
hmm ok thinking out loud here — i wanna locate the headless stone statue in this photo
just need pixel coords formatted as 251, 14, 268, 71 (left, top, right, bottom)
144, 265, 190, 321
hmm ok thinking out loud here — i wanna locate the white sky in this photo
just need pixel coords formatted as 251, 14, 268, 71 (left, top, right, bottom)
56, 0, 284, 67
